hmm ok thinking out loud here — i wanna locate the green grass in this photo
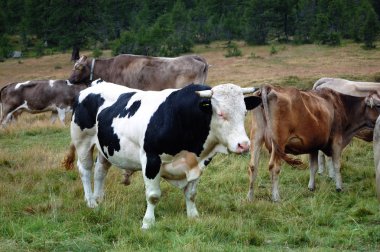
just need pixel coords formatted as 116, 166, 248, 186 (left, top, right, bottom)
0, 117, 379, 251
1, 42, 380, 250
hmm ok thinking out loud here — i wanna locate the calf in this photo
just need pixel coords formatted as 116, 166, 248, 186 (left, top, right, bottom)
247, 85, 379, 202
0, 80, 87, 126
63, 80, 261, 229
313, 77, 380, 177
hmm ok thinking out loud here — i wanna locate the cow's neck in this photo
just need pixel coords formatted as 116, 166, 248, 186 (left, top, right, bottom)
341, 97, 372, 146
89, 58, 114, 82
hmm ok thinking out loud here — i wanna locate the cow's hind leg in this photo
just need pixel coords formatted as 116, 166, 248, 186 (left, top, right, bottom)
184, 179, 200, 218
247, 115, 264, 201
50, 111, 58, 124
308, 151, 319, 191
326, 156, 335, 179
317, 151, 325, 175
269, 142, 282, 202
141, 152, 162, 229
332, 151, 343, 192
93, 153, 111, 204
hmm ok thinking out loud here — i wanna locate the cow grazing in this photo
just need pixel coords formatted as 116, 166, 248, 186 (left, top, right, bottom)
63, 80, 262, 229
68, 54, 208, 90
0, 80, 88, 126
313, 77, 380, 177
247, 85, 380, 202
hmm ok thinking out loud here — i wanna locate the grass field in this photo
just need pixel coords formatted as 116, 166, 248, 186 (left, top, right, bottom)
0, 41, 380, 251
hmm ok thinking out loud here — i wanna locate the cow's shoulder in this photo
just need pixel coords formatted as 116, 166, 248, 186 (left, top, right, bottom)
73, 92, 105, 130
144, 84, 212, 156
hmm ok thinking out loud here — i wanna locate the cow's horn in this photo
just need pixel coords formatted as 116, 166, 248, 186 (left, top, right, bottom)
241, 87, 257, 94
355, 85, 380, 92
196, 90, 213, 98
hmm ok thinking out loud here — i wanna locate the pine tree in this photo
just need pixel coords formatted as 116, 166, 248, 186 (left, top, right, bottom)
363, 6, 379, 49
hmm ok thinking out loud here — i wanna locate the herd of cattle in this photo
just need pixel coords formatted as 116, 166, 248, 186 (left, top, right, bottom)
1, 53, 380, 229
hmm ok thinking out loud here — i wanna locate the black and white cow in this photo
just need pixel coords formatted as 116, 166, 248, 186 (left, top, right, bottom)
63, 80, 261, 229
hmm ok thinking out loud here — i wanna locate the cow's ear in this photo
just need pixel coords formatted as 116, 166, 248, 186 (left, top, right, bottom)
244, 96, 262, 110
199, 99, 212, 113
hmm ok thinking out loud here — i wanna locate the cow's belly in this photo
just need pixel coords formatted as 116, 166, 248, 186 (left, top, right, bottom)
96, 139, 142, 170
285, 135, 328, 155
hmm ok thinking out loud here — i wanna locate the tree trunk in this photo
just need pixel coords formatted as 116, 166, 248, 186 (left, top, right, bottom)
71, 46, 80, 61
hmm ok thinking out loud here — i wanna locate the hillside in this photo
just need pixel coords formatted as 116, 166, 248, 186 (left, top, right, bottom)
1, 41, 379, 89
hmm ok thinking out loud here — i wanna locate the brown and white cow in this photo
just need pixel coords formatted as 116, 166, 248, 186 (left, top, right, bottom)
0, 80, 88, 126
68, 54, 208, 90
247, 85, 380, 202
313, 77, 380, 178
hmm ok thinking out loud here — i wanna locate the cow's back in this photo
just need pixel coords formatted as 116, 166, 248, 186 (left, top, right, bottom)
108, 54, 208, 90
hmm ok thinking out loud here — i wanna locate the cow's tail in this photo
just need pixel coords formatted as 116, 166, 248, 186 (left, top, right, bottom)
261, 85, 305, 169
62, 143, 76, 170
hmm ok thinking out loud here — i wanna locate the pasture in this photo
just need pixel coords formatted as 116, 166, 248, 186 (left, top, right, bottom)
1, 42, 380, 251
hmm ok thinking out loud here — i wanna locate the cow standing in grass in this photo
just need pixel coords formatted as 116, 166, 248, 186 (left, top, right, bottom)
68, 54, 209, 90
0, 80, 88, 126
63, 80, 261, 229
247, 85, 380, 202
313, 77, 380, 178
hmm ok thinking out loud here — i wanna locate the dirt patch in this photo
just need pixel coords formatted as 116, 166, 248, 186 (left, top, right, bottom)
0, 42, 379, 89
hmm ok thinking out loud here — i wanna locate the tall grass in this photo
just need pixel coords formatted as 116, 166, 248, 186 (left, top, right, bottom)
0, 112, 379, 251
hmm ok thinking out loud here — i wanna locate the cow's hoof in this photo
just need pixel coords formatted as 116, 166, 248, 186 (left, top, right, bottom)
308, 187, 315, 192
272, 195, 281, 202
336, 188, 342, 193
141, 220, 154, 230
86, 199, 98, 208
247, 192, 254, 202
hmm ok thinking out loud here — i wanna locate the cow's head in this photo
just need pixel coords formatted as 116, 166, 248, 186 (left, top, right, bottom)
68, 56, 91, 84
197, 84, 261, 154
364, 92, 380, 126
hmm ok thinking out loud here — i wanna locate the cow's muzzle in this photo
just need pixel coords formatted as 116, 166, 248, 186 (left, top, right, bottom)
236, 141, 250, 154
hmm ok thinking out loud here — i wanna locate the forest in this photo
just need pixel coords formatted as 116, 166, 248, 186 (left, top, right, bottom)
0, 0, 379, 60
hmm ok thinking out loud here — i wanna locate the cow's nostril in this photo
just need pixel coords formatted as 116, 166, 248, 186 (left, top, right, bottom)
238, 142, 250, 152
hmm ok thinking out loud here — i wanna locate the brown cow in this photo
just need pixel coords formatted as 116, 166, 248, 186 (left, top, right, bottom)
0, 80, 87, 126
313, 77, 380, 177
68, 54, 208, 90
247, 85, 380, 202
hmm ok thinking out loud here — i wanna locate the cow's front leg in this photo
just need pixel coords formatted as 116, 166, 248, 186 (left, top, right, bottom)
56, 108, 67, 125
184, 179, 200, 218
93, 154, 111, 204
308, 151, 319, 191
141, 153, 162, 229
77, 155, 96, 208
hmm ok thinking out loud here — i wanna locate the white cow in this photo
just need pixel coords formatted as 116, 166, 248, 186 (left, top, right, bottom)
63, 80, 262, 229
